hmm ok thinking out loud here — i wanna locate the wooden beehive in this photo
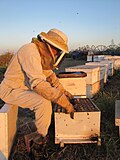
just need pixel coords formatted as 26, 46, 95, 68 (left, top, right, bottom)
54, 98, 101, 147
65, 65, 100, 85
93, 55, 105, 62
85, 62, 106, 84
114, 59, 120, 70
86, 81, 100, 98
57, 72, 87, 98
65, 65, 101, 97
0, 104, 18, 159
87, 55, 93, 62
104, 56, 120, 70
100, 60, 114, 77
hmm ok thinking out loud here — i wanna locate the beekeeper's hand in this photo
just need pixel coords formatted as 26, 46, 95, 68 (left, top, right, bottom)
56, 94, 74, 114
46, 72, 74, 100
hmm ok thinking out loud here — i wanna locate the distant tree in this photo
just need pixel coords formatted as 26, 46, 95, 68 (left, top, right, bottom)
0, 52, 14, 67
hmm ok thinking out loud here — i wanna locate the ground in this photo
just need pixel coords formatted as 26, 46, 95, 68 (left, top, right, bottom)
0, 58, 120, 160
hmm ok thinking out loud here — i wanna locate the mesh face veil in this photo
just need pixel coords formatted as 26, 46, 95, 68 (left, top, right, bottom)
46, 42, 66, 69
38, 29, 69, 69
53, 51, 66, 69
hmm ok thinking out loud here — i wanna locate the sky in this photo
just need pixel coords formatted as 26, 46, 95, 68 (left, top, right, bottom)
0, 0, 120, 53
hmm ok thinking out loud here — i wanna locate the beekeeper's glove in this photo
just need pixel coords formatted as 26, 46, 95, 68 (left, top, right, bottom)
46, 72, 74, 100
55, 94, 74, 114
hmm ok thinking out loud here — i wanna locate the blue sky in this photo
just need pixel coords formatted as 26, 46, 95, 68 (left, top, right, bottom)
0, 0, 120, 53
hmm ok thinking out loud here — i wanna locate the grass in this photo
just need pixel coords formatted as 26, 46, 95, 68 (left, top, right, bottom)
1, 58, 120, 159
54, 58, 86, 74
91, 70, 120, 160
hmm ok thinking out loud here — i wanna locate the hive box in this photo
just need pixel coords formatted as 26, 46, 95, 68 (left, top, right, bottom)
86, 81, 100, 98
100, 60, 114, 77
87, 55, 104, 62
0, 104, 18, 159
99, 56, 120, 68
58, 72, 87, 98
104, 56, 118, 70
87, 55, 94, 62
93, 55, 105, 62
65, 65, 100, 85
85, 62, 106, 84
65, 65, 100, 97
54, 98, 101, 147
114, 59, 120, 70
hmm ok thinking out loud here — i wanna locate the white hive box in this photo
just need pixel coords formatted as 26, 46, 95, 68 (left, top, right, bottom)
114, 59, 120, 70
104, 56, 116, 69
0, 104, 18, 159
87, 55, 93, 62
100, 60, 114, 76
57, 72, 87, 98
98, 55, 105, 61
85, 62, 106, 84
104, 55, 113, 60
86, 82, 100, 98
104, 55, 120, 60
104, 56, 120, 70
54, 98, 101, 147
93, 55, 104, 62
93, 55, 99, 62
65, 65, 100, 85
65, 65, 100, 98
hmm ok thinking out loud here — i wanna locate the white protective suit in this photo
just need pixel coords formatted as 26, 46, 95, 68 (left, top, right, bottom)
0, 42, 72, 136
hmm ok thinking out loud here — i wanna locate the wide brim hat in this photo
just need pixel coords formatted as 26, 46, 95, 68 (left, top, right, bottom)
39, 29, 69, 53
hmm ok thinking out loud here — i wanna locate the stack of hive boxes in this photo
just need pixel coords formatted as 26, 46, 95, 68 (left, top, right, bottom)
65, 65, 100, 98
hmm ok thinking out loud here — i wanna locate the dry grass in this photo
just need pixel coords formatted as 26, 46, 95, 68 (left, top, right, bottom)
1, 58, 120, 159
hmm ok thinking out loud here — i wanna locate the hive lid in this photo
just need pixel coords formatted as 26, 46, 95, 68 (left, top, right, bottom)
57, 71, 87, 78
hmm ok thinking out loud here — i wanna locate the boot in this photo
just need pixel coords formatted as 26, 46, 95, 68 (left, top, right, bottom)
24, 131, 47, 153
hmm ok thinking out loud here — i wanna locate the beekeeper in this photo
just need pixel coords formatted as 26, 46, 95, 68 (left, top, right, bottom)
0, 28, 74, 151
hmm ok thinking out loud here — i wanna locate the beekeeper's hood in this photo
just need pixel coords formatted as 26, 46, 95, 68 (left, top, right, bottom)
38, 28, 69, 69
